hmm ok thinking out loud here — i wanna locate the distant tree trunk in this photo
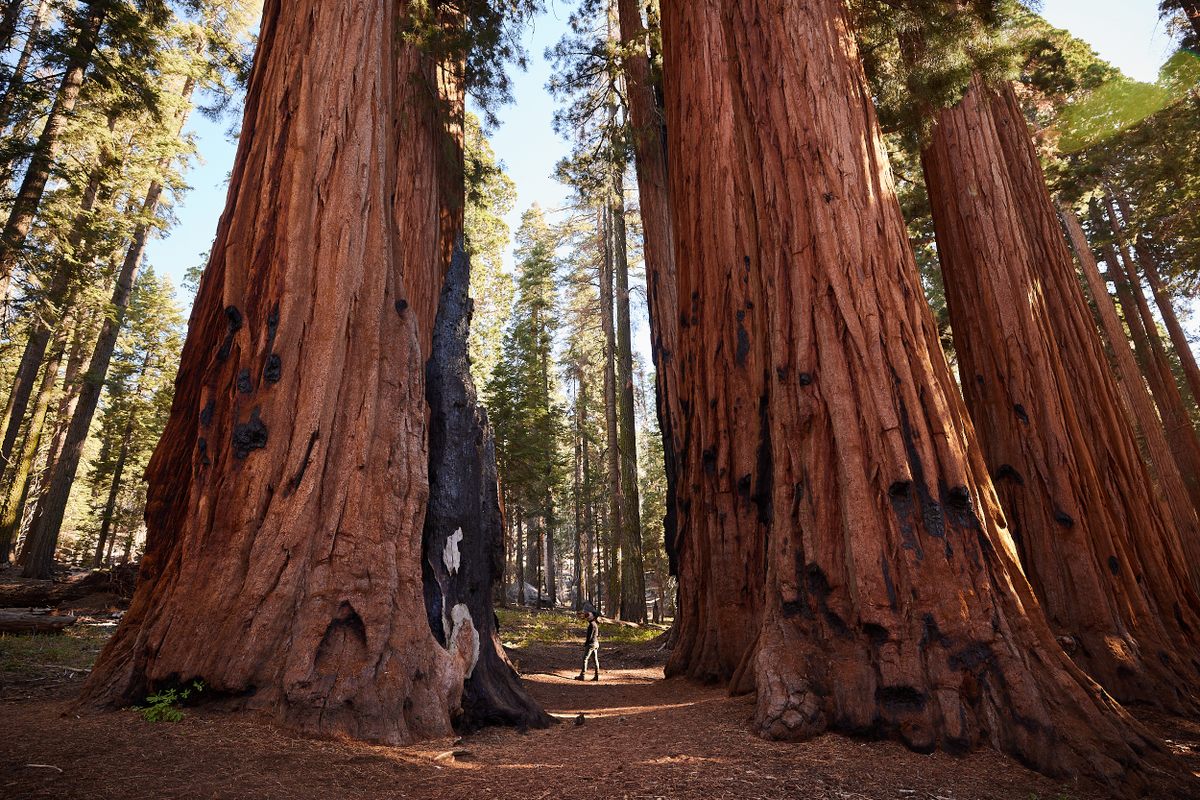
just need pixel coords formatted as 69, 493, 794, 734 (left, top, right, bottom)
599, 206, 624, 618
93, 418, 132, 570
616, 0, 680, 594
662, 0, 1185, 792
923, 78, 1200, 711
1103, 196, 1200, 463
582, 385, 596, 607
79, 0, 480, 743
0, 338, 61, 563
1060, 201, 1200, 582
572, 374, 584, 611
516, 511, 526, 605
40, 306, 98, 480
1112, 194, 1200, 407
0, 0, 49, 131
612, 176, 646, 623
20, 92, 197, 579
422, 242, 552, 732
0, 1, 104, 297
0, 147, 110, 489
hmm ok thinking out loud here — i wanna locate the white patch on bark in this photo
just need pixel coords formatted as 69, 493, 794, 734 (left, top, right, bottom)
443, 528, 463, 575
447, 603, 479, 678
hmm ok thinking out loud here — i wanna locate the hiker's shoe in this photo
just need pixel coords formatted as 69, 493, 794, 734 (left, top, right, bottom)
590, 675, 600, 682
573, 674, 586, 681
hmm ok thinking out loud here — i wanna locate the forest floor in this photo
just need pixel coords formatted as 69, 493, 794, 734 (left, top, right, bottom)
1, 602, 1198, 800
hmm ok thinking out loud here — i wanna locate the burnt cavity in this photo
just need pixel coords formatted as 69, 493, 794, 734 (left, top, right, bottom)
877, 685, 927, 713
1013, 403, 1030, 424
199, 399, 215, 427
798, 372, 814, 386
735, 310, 750, 366
217, 305, 244, 362
1053, 508, 1075, 528
263, 353, 282, 384
993, 464, 1024, 485
236, 368, 253, 395
232, 407, 268, 459
395, 299, 409, 314
1107, 555, 1120, 576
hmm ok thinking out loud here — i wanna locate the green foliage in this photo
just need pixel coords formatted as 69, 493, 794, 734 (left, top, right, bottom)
464, 112, 516, 398
495, 607, 661, 648
490, 206, 568, 529
134, 680, 205, 723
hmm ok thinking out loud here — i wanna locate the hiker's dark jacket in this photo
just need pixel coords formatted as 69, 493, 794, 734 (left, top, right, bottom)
584, 618, 600, 649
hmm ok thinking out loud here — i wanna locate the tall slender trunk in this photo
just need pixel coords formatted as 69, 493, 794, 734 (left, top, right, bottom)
516, 510, 526, 605
1060, 201, 1200, 577
19, 86, 200, 579
581, 381, 595, 607
1104, 195, 1200, 452
1113, 194, 1200, 407
923, 78, 1200, 712
0, 0, 49, 132
0, 336, 61, 563
0, 143, 111, 484
599, 205, 623, 618
612, 178, 646, 623
81, 0, 481, 743
572, 370, 584, 611
663, 1, 1185, 793
0, 2, 105, 296
93, 406, 135, 569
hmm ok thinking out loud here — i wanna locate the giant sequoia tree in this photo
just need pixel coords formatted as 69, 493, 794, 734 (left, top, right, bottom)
662, 0, 1186, 793
922, 75, 1200, 713
82, 0, 541, 742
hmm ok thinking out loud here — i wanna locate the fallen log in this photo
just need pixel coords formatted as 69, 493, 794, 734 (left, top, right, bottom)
0, 610, 78, 634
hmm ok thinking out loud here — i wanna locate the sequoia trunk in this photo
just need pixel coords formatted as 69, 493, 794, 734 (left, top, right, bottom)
422, 242, 552, 732
600, 206, 624, 618
923, 78, 1200, 711
1113, 194, 1200, 408
80, 0, 477, 743
616, 0, 682, 584
663, 1, 1187, 793
1060, 201, 1200, 588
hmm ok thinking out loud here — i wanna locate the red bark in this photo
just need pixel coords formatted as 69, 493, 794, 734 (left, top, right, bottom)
1060, 201, 1200, 593
923, 78, 1200, 712
662, 1, 1189, 794
81, 0, 475, 743
661, 0, 768, 685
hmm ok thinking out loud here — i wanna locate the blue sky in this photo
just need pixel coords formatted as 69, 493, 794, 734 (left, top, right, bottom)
146, 0, 1181, 325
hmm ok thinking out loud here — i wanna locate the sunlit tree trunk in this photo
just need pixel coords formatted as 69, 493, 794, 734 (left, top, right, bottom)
0, 337, 61, 563
923, 78, 1200, 711
599, 205, 624, 617
1112, 194, 1200, 407
662, 0, 1185, 792
80, 0, 481, 742
1060, 202, 1200, 584
0, 0, 50, 132
0, 1, 104, 297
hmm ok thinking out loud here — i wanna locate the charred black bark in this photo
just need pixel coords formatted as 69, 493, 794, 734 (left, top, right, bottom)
422, 242, 554, 733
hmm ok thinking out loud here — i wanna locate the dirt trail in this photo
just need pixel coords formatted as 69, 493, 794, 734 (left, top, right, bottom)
5, 630, 1172, 799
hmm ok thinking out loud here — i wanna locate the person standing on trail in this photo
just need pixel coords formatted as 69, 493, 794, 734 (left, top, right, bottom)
575, 608, 601, 681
